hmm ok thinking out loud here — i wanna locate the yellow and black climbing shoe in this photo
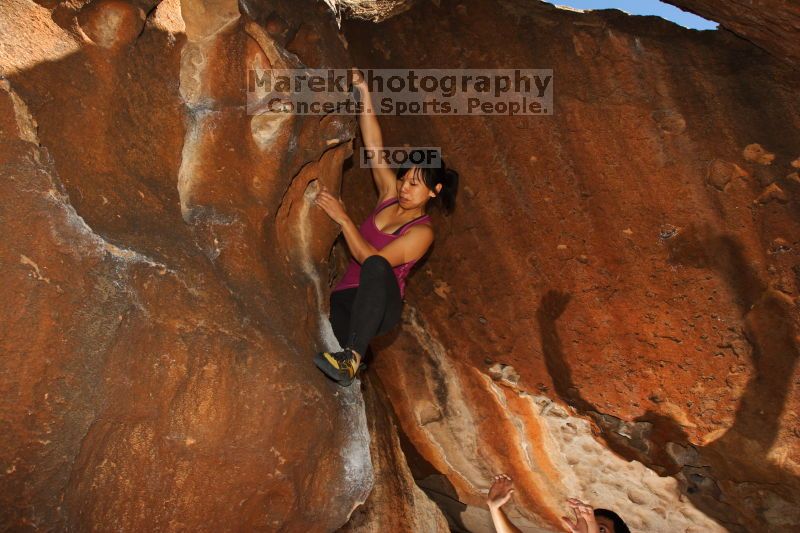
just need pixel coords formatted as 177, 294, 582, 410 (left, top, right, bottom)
314, 348, 361, 386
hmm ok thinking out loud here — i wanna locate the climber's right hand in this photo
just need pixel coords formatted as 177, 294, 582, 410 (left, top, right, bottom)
314, 186, 349, 226
350, 67, 367, 92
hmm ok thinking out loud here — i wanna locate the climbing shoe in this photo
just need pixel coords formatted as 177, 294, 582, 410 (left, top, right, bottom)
314, 348, 361, 386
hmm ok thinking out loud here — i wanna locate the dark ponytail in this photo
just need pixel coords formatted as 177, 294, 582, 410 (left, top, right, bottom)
436, 165, 459, 215
395, 150, 459, 215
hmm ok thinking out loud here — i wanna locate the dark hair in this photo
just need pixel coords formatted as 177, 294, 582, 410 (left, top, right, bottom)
594, 509, 630, 533
395, 150, 459, 215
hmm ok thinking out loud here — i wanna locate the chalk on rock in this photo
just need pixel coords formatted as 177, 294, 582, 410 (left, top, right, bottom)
659, 224, 678, 240
488, 363, 520, 385
743, 143, 775, 165
769, 238, 791, 254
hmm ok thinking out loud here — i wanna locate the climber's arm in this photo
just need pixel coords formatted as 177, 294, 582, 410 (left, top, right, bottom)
314, 188, 379, 262
375, 225, 433, 266
340, 222, 432, 267
314, 188, 432, 266
352, 68, 396, 199
339, 217, 378, 264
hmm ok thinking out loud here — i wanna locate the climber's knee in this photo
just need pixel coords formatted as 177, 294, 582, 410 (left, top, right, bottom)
361, 255, 392, 279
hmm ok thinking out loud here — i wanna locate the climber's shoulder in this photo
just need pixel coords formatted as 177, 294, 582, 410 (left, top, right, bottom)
402, 222, 434, 242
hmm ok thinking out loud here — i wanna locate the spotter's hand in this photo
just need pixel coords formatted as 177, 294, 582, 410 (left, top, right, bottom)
314, 186, 349, 226
487, 474, 515, 510
562, 498, 599, 533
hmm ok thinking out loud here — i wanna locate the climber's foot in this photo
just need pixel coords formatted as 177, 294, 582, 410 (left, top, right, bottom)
314, 348, 361, 386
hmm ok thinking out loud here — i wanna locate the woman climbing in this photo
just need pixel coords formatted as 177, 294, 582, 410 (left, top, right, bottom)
312, 68, 458, 386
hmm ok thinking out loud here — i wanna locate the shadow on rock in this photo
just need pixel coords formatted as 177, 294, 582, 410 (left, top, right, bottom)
537, 223, 800, 532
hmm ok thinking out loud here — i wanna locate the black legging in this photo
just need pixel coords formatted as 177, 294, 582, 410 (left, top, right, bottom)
329, 255, 403, 357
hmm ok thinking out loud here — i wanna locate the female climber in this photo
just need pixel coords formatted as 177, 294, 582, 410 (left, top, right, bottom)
312, 68, 458, 386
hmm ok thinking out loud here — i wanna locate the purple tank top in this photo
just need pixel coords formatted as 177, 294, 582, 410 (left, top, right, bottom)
332, 197, 431, 298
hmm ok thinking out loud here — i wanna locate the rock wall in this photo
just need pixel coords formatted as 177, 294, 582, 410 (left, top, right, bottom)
339, 374, 450, 533
332, 0, 800, 67
3, 0, 800, 531
1, 0, 393, 530
342, 0, 800, 531
665, 0, 800, 66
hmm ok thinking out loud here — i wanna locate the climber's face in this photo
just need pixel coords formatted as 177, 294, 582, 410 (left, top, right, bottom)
397, 166, 437, 209
596, 516, 615, 533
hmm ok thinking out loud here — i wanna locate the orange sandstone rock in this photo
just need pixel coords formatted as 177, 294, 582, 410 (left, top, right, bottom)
343, 1, 800, 531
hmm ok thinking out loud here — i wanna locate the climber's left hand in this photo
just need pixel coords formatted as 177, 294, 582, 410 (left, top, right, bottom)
314, 187, 349, 226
